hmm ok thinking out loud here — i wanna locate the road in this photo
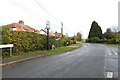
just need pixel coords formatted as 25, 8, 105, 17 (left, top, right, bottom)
2, 43, 118, 78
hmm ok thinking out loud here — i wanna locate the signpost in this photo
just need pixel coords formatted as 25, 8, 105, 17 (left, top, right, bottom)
0, 44, 14, 56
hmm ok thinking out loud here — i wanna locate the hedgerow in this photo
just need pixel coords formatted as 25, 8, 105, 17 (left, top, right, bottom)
1, 27, 60, 57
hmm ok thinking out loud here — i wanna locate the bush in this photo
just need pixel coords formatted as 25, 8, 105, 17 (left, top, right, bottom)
73, 40, 76, 44
63, 41, 67, 46
89, 37, 100, 43
107, 38, 119, 44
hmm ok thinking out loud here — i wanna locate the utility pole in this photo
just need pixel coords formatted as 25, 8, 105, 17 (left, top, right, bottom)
61, 22, 63, 34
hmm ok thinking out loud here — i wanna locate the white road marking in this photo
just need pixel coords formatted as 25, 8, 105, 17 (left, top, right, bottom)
106, 72, 113, 78
109, 52, 112, 55
105, 46, 112, 55
112, 49, 117, 55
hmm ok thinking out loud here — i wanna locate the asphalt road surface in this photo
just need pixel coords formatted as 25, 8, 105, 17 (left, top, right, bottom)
3, 43, 118, 78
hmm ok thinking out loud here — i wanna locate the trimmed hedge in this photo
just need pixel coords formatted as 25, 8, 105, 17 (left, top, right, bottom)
1, 27, 77, 57
2, 28, 61, 57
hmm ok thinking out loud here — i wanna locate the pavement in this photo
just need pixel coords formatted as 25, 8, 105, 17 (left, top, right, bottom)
2, 43, 119, 78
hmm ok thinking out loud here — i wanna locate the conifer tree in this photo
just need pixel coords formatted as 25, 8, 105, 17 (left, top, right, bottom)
88, 21, 102, 39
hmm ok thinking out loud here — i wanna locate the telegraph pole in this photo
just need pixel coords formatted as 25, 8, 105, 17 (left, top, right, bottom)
61, 22, 63, 34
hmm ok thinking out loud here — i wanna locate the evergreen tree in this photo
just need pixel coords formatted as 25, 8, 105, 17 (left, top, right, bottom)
88, 21, 102, 39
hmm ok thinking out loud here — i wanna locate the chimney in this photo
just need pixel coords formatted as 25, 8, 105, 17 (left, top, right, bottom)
18, 20, 24, 25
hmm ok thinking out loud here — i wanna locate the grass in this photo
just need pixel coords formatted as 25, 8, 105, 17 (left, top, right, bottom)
70, 43, 83, 47
3, 43, 83, 59
36, 46, 77, 54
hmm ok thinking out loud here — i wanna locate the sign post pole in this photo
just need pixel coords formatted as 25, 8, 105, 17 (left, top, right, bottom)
10, 47, 12, 56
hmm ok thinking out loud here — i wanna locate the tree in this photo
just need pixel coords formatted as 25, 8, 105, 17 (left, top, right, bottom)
88, 21, 102, 39
103, 28, 114, 39
76, 32, 82, 41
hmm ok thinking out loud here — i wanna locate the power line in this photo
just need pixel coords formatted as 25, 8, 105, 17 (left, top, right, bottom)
9, 0, 46, 22
34, 0, 61, 23
8, 0, 62, 31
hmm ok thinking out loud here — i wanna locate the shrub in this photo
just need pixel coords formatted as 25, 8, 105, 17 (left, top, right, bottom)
73, 40, 76, 44
90, 37, 100, 43
107, 38, 119, 44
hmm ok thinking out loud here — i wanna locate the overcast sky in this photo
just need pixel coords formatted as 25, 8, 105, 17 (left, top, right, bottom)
0, 0, 119, 38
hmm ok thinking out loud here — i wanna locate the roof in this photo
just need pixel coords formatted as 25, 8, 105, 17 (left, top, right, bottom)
54, 33, 62, 37
1, 22, 40, 34
41, 29, 55, 36
23, 25, 35, 31
35, 30, 40, 34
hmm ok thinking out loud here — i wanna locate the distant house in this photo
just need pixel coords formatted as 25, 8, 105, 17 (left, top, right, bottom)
1, 20, 40, 34
54, 33, 62, 37
40, 29, 63, 38
54, 25, 63, 37
40, 29, 55, 36
40, 23, 63, 37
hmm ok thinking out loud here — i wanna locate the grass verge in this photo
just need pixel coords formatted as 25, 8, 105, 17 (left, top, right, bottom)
70, 43, 83, 47
3, 43, 83, 59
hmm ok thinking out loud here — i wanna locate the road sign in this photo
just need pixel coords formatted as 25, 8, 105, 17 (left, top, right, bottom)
0, 44, 14, 48
0, 44, 14, 56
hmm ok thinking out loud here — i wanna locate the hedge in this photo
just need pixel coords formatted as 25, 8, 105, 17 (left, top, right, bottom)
1, 27, 77, 57
1, 27, 62, 57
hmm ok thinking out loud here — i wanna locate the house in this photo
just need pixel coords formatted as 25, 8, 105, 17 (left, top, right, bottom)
1, 20, 40, 34
40, 24, 63, 37
40, 29, 55, 36
54, 32, 62, 37
1, 20, 64, 37
40, 29, 63, 37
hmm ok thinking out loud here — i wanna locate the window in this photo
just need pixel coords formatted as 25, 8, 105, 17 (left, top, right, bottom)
12, 28, 16, 31
24, 29, 28, 31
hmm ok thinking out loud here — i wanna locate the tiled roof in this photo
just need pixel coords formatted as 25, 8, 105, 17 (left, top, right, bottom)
35, 30, 40, 34
24, 25, 35, 31
41, 29, 55, 36
2, 22, 40, 34
54, 33, 62, 37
